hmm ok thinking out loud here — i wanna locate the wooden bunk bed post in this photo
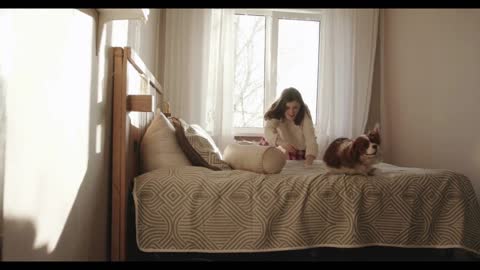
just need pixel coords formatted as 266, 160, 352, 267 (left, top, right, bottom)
111, 47, 128, 261
111, 47, 163, 261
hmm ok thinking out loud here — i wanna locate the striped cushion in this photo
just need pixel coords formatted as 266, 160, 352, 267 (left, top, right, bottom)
178, 119, 231, 170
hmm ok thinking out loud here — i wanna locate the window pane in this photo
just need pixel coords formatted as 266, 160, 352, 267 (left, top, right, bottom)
277, 19, 319, 123
233, 15, 265, 128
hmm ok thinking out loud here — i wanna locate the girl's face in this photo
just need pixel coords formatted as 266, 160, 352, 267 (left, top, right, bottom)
284, 101, 300, 121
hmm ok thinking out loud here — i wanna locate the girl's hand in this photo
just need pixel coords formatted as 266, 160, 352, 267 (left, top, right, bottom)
304, 155, 315, 166
281, 143, 297, 153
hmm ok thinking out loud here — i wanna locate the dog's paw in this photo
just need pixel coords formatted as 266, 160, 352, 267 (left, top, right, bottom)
367, 168, 377, 176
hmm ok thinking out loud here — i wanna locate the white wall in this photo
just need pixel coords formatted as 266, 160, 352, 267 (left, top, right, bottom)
381, 9, 480, 202
0, 8, 160, 261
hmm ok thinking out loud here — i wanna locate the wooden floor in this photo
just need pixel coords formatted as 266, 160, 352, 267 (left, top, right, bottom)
131, 247, 480, 262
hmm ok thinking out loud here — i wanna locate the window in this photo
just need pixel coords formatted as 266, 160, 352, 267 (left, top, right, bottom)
233, 9, 322, 135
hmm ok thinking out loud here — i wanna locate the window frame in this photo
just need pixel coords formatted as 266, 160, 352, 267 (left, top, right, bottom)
233, 9, 323, 136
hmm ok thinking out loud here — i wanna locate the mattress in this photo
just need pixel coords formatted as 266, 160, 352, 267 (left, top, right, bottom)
133, 161, 480, 255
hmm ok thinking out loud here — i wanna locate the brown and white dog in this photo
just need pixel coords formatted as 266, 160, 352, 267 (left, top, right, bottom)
322, 124, 381, 176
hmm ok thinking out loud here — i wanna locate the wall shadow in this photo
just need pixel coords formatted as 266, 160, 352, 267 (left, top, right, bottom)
0, 72, 6, 260
43, 19, 115, 261
1, 13, 114, 261
2, 218, 49, 260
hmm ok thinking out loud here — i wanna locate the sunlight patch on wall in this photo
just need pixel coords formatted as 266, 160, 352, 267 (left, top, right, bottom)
133, 20, 142, 53
3, 9, 92, 254
112, 20, 129, 47
96, 29, 106, 104
96, 124, 103, 154
0, 12, 14, 78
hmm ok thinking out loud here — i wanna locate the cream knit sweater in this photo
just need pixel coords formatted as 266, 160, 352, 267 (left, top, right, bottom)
264, 113, 319, 158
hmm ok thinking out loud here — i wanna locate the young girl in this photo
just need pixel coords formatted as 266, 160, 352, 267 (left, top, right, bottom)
260, 87, 318, 166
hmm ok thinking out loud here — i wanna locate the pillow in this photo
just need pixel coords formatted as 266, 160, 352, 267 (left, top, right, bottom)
176, 118, 232, 170
140, 110, 191, 173
171, 117, 221, 171
223, 143, 286, 174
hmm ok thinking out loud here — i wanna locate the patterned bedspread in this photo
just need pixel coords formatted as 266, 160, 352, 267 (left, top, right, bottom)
133, 161, 480, 255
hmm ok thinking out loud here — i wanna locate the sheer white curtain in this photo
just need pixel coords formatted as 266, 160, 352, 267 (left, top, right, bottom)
163, 9, 235, 151
316, 9, 379, 156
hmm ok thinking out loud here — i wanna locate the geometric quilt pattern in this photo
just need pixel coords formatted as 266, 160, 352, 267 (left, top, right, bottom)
133, 162, 480, 255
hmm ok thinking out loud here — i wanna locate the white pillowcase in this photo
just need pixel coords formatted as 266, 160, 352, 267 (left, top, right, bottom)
223, 143, 286, 174
140, 110, 191, 173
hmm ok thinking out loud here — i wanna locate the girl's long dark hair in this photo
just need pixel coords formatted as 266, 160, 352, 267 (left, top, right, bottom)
264, 87, 311, 126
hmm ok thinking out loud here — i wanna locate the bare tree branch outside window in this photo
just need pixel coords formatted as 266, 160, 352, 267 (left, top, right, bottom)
233, 15, 265, 128
232, 13, 321, 129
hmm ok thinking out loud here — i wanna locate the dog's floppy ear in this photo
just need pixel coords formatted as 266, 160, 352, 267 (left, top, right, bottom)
351, 137, 369, 161
368, 123, 381, 145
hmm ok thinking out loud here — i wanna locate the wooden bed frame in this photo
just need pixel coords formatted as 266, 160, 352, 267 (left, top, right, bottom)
109, 47, 477, 262
110, 47, 164, 261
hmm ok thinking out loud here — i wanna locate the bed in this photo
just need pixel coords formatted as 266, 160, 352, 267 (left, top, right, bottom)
110, 47, 480, 261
